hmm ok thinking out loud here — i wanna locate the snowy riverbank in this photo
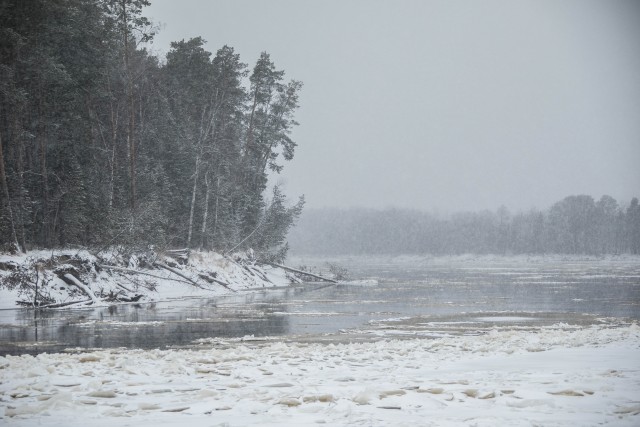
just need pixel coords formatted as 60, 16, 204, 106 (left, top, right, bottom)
0, 249, 296, 311
1, 322, 639, 426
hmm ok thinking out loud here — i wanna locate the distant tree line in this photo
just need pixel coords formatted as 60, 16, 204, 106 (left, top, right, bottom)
288, 195, 640, 256
0, 0, 304, 260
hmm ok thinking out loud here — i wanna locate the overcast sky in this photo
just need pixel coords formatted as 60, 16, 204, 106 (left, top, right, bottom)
146, 0, 640, 213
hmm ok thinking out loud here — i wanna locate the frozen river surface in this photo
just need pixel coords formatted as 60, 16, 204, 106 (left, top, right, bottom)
0, 255, 639, 354
1, 255, 640, 426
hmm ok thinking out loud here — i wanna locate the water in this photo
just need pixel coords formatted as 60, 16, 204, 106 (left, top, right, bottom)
1, 256, 638, 355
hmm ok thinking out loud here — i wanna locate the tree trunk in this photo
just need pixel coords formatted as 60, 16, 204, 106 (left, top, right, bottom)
10, 112, 27, 253
212, 176, 220, 247
186, 156, 200, 249
38, 97, 50, 247
127, 86, 136, 211
0, 130, 21, 253
191, 93, 224, 250
199, 170, 211, 250
153, 262, 203, 288
244, 88, 259, 156
107, 75, 118, 210
61, 273, 99, 304
259, 261, 338, 284
121, 0, 136, 211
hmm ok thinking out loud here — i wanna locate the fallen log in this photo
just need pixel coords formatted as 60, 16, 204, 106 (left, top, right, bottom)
18, 298, 93, 309
59, 273, 99, 304
250, 266, 272, 283
166, 248, 189, 253
98, 264, 192, 285
243, 265, 256, 277
104, 263, 235, 293
104, 291, 143, 303
197, 273, 237, 293
210, 277, 237, 293
153, 262, 204, 289
259, 262, 337, 284
164, 248, 190, 264
115, 282, 134, 293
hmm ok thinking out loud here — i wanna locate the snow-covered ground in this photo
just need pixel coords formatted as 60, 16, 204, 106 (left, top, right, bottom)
1, 323, 638, 426
0, 250, 294, 310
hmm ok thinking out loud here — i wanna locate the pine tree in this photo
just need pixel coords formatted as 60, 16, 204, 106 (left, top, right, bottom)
0, 1, 305, 258
627, 198, 640, 254
240, 53, 302, 240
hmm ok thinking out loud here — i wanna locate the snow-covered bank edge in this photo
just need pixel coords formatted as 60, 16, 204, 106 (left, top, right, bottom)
0, 249, 300, 311
1, 323, 638, 426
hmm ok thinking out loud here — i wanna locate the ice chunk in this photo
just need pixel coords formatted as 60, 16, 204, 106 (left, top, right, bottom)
87, 390, 117, 398
278, 398, 301, 407
353, 388, 377, 405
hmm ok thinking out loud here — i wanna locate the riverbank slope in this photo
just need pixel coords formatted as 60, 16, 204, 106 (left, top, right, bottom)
0, 249, 296, 310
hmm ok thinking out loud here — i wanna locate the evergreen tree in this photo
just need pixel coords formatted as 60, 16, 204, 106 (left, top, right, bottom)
240, 53, 302, 240
0, 1, 304, 259
627, 198, 640, 254
595, 195, 620, 254
251, 186, 304, 262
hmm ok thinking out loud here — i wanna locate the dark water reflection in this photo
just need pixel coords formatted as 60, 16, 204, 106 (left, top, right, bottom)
0, 291, 298, 355
1, 257, 639, 355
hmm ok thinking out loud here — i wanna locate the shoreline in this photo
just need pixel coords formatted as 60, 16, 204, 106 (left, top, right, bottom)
0, 249, 299, 311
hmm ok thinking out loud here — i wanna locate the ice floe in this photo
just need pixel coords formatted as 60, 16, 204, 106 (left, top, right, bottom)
1, 323, 638, 426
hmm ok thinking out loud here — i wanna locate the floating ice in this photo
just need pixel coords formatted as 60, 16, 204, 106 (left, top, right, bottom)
1, 323, 638, 426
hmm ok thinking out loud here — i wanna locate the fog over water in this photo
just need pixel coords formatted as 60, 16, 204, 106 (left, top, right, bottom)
147, 0, 640, 212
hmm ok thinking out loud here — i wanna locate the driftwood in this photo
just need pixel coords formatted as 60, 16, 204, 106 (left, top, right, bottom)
260, 262, 337, 284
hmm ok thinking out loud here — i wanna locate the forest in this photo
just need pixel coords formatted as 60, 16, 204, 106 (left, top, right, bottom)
2, 1, 637, 261
0, 0, 304, 260
289, 195, 640, 256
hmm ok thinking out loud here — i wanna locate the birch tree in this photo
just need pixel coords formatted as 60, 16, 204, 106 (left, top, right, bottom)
165, 38, 239, 248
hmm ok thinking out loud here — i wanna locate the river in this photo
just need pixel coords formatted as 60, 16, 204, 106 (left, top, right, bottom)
1, 255, 638, 355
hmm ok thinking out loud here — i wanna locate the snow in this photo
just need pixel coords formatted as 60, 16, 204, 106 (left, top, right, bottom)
62, 273, 100, 304
476, 316, 534, 322
2, 253, 639, 424
1, 323, 639, 426
0, 250, 295, 310
337, 279, 379, 286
